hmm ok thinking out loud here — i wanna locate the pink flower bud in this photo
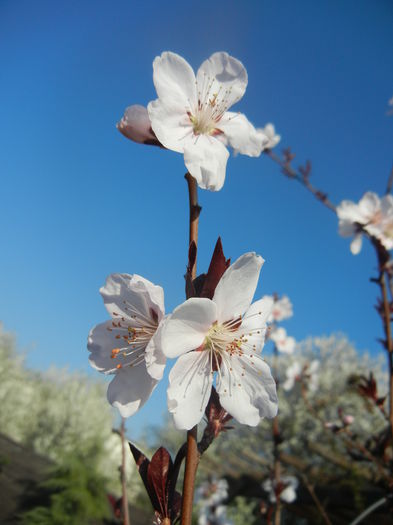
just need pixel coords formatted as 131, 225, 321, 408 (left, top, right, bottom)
343, 414, 354, 425
117, 105, 162, 146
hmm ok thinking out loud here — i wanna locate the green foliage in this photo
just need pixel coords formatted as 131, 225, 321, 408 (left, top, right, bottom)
20, 454, 110, 525
227, 496, 259, 525
0, 323, 140, 498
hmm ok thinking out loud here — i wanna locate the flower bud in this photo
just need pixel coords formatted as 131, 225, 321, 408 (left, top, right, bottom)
117, 105, 162, 146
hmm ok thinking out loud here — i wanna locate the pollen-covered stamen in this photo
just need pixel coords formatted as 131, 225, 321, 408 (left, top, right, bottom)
187, 74, 237, 136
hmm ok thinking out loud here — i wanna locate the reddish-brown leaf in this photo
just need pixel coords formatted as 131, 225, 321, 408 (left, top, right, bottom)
200, 238, 230, 299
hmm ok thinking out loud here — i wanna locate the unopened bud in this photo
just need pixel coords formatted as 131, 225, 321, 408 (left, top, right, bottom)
117, 105, 162, 146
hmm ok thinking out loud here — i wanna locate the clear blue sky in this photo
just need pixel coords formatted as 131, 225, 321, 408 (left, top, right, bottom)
1, 0, 392, 435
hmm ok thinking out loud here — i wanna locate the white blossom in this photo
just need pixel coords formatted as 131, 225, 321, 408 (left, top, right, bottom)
269, 327, 296, 354
267, 295, 293, 323
88, 273, 166, 417
262, 476, 298, 503
117, 104, 160, 145
161, 253, 278, 429
337, 192, 393, 254
147, 51, 267, 191
258, 123, 281, 149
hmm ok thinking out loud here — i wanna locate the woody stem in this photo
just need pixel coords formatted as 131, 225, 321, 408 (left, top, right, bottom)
181, 173, 201, 525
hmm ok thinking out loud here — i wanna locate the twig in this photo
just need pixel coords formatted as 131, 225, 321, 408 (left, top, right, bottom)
265, 150, 337, 213
120, 418, 130, 525
272, 346, 281, 525
181, 173, 201, 525
386, 166, 393, 195
301, 474, 332, 525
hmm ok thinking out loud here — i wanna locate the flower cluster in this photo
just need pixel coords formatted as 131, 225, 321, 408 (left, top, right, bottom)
337, 191, 393, 254
265, 294, 296, 355
262, 475, 298, 504
118, 51, 280, 191
196, 477, 232, 525
283, 359, 319, 392
88, 249, 278, 429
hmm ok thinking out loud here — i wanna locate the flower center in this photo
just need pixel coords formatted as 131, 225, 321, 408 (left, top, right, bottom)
187, 75, 233, 136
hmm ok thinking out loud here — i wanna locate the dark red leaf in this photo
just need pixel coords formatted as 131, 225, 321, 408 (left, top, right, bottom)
147, 447, 173, 517
129, 443, 160, 513
200, 238, 230, 299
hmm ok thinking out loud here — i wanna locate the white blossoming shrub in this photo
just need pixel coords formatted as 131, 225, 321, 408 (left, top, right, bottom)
0, 324, 140, 498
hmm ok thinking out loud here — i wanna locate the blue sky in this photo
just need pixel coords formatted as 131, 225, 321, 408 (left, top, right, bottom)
1, 0, 392, 435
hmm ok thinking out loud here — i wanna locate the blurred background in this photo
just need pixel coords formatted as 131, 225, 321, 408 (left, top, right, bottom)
1, 1, 392, 523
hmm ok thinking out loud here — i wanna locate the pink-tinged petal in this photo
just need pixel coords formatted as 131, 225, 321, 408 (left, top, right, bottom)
117, 105, 161, 146
183, 135, 229, 191
161, 298, 217, 358
237, 296, 273, 354
107, 364, 158, 418
148, 98, 193, 153
101, 273, 164, 322
350, 233, 363, 255
167, 351, 213, 430
152, 51, 197, 107
88, 320, 121, 373
145, 318, 167, 380
196, 52, 248, 110
213, 252, 264, 323
219, 111, 265, 157
217, 354, 278, 426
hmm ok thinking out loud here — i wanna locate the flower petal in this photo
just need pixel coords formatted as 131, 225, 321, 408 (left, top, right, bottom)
213, 252, 264, 323
145, 318, 167, 380
219, 111, 265, 157
107, 364, 158, 418
337, 200, 363, 224
148, 98, 192, 153
237, 296, 273, 354
101, 273, 164, 322
358, 192, 380, 219
350, 233, 363, 255
217, 354, 278, 426
184, 135, 229, 191
152, 51, 197, 107
161, 298, 217, 358
88, 320, 121, 373
167, 351, 213, 429
196, 52, 248, 110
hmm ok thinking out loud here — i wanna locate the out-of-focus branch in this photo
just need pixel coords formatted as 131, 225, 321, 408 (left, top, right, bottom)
265, 149, 336, 213
120, 418, 130, 525
301, 474, 332, 525
386, 165, 393, 195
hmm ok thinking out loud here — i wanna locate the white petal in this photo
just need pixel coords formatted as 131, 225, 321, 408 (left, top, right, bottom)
280, 486, 296, 503
184, 135, 229, 191
350, 233, 363, 255
152, 51, 197, 107
336, 200, 363, 223
144, 318, 167, 380
213, 252, 264, 323
148, 98, 192, 153
237, 296, 273, 353
161, 298, 217, 358
219, 111, 265, 157
101, 273, 164, 322
338, 219, 357, 238
196, 52, 248, 110
107, 364, 158, 418
217, 354, 278, 426
358, 192, 380, 219
167, 351, 213, 430
88, 320, 121, 373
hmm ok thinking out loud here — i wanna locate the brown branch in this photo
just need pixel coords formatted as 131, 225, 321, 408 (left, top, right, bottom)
301, 473, 332, 525
181, 173, 201, 525
265, 149, 337, 213
120, 418, 130, 525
